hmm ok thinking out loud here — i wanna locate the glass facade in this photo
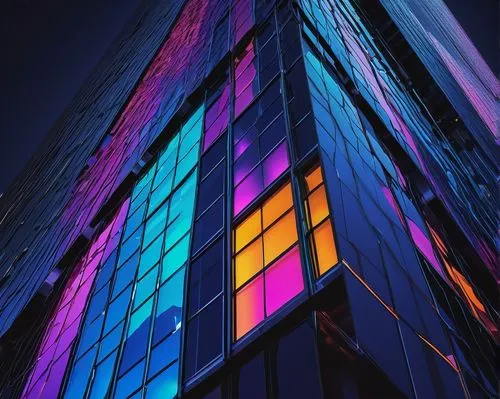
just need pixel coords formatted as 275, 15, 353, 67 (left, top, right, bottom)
0, 0, 496, 398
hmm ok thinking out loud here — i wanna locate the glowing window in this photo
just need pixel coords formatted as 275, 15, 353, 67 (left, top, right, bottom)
303, 165, 338, 277
233, 182, 304, 340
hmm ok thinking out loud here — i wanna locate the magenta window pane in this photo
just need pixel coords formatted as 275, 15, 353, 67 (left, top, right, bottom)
265, 246, 304, 315
21, 200, 129, 399
235, 63, 257, 96
233, 167, 263, 216
262, 142, 289, 187
407, 218, 445, 277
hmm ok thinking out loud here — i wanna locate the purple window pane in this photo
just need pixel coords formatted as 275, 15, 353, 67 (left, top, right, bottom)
39, 350, 70, 399
407, 218, 445, 277
203, 112, 228, 152
235, 42, 255, 78
203, 83, 230, 152
21, 201, 130, 399
235, 62, 257, 97
234, 167, 264, 216
235, 83, 257, 119
262, 142, 289, 187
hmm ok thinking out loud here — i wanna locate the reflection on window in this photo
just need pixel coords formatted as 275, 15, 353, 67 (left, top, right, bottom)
303, 165, 338, 277
233, 182, 304, 340
21, 200, 129, 399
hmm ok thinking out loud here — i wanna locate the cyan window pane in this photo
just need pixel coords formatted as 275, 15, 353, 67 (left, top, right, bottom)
64, 346, 96, 398
162, 234, 189, 283
147, 330, 181, 379
174, 147, 198, 186
134, 265, 159, 309
128, 298, 153, 338
89, 351, 117, 399
143, 203, 168, 248
148, 179, 173, 216
153, 268, 184, 344
179, 119, 202, 159
138, 235, 163, 278
115, 360, 145, 399
157, 134, 180, 167
145, 361, 179, 399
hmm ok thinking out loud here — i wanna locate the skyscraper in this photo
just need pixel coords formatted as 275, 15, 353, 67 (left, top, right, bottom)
0, 0, 497, 398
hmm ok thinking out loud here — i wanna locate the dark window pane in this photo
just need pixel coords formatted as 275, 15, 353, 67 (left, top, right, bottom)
238, 353, 267, 399
201, 132, 226, 179
188, 238, 223, 317
192, 197, 224, 252
197, 162, 225, 216
275, 321, 322, 399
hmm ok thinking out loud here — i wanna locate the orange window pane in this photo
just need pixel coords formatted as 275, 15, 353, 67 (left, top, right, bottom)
313, 220, 338, 276
308, 185, 329, 227
234, 238, 263, 289
263, 211, 298, 265
305, 166, 323, 192
235, 274, 264, 339
262, 183, 293, 228
235, 209, 261, 252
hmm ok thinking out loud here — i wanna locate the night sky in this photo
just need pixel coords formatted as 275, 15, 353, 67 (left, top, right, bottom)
0, 0, 496, 193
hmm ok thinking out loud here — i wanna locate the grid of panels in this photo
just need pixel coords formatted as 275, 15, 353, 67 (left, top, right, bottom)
61, 106, 204, 399
233, 182, 304, 340
21, 200, 130, 399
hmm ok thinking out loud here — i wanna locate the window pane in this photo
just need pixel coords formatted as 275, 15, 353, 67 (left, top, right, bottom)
234, 167, 264, 216
308, 185, 329, 227
145, 362, 179, 399
148, 331, 181, 379
262, 141, 288, 187
236, 275, 264, 339
263, 211, 297, 265
115, 360, 145, 399
312, 220, 338, 275
265, 246, 303, 315
305, 166, 322, 192
262, 183, 293, 229
235, 238, 263, 289
235, 209, 262, 252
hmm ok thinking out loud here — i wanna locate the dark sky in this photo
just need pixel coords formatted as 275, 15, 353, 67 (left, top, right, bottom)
0, 0, 496, 193
0, 0, 141, 193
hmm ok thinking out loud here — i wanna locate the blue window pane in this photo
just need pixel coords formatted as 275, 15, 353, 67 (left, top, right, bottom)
118, 228, 143, 266
112, 251, 139, 298
147, 330, 181, 379
94, 249, 118, 291
145, 362, 179, 399
86, 283, 110, 322
115, 360, 145, 399
98, 322, 124, 363
153, 268, 184, 345
77, 314, 104, 356
89, 351, 118, 399
162, 234, 189, 283
64, 346, 97, 398
104, 285, 132, 335
123, 203, 147, 241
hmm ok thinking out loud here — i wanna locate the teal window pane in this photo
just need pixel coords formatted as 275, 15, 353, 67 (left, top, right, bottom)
145, 361, 179, 399
174, 147, 198, 186
182, 105, 204, 133
147, 330, 181, 379
162, 234, 189, 283
128, 297, 153, 338
98, 322, 124, 363
138, 235, 163, 278
148, 179, 172, 216
112, 251, 139, 298
104, 285, 132, 335
157, 134, 180, 167
114, 359, 145, 399
143, 202, 168, 248
64, 346, 96, 398
89, 351, 117, 399
178, 118, 202, 159
133, 265, 159, 309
